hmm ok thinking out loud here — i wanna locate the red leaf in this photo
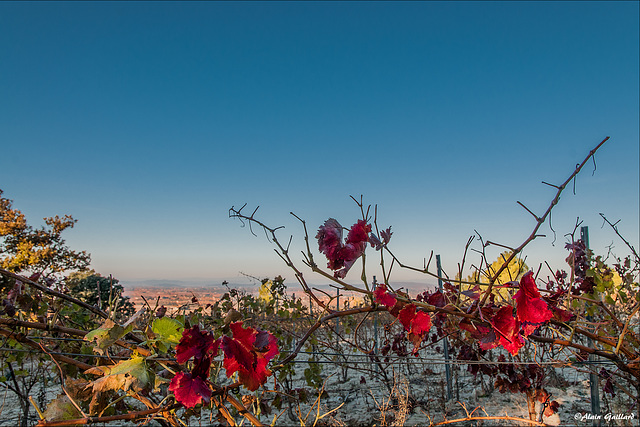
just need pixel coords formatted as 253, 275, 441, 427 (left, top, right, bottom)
398, 304, 416, 331
346, 220, 371, 245
410, 311, 432, 337
373, 283, 397, 308
380, 227, 392, 245
316, 219, 371, 278
514, 272, 553, 336
460, 318, 486, 339
169, 372, 211, 408
461, 285, 481, 300
175, 325, 219, 364
221, 321, 279, 391
396, 303, 432, 354
316, 219, 344, 270
479, 329, 499, 351
334, 243, 363, 278
426, 290, 446, 307
492, 306, 524, 356
551, 307, 574, 322
369, 226, 392, 250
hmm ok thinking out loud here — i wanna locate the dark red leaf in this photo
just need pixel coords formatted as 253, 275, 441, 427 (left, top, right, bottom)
479, 329, 499, 351
155, 306, 167, 318
461, 285, 481, 300
369, 234, 383, 250
175, 326, 218, 364
380, 227, 392, 244
317, 218, 371, 278
551, 307, 574, 322
426, 290, 446, 308
316, 218, 344, 269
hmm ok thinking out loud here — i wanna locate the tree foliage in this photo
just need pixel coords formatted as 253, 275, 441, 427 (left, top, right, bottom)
0, 189, 90, 278
65, 270, 135, 321
462, 250, 529, 301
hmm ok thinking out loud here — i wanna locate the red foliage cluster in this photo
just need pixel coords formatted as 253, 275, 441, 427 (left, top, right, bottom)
565, 240, 595, 295
473, 272, 554, 356
170, 322, 278, 408
374, 283, 432, 355
494, 357, 560, 416
422, 272, 554, 357
169, 326, 218, 408
315, 217, 395, 280
373, 283, 397, 308
514, 272, 554, 336
316, 219, 373, 278
221, 322, 279, 392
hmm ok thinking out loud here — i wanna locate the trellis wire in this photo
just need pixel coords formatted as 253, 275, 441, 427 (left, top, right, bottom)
0, 347, 619, 366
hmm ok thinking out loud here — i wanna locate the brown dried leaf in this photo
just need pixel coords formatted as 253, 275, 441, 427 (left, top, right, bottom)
43, 394, 82, 422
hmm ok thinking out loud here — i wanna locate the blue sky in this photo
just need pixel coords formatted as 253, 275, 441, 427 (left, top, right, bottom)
1, 2, 638, 290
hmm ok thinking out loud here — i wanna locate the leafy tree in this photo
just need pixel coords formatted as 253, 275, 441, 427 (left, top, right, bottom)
0, 189, 90, 280
65, 270, 136, 320
464, 250, 529, 301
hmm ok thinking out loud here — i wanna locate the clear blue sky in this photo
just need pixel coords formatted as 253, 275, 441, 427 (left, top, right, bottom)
1, 2, 638, 289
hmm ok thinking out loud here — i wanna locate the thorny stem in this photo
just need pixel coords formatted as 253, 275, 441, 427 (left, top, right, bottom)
478, 136, 610, 306
229, 205, 327, 311
599, 213, 640, 260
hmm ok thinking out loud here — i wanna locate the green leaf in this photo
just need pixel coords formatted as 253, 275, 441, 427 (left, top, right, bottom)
619, 291, 628, 304
85, 355, 150, 393
85, 319, 133, 354
85, 309, 144, 354
152, 317, 184, 348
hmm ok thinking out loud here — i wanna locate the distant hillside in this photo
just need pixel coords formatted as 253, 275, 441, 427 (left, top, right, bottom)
122, 279, 245, 289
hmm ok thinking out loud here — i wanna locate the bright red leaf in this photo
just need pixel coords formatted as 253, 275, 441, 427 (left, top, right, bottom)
492, 306, 524, 356
514, 272, 553, 336
397, 303, 432, 336
396, 303, 432, 355
398, 304, 416, 331
347, 220, 371, 245
221, 321, 279, 391
373, 283, 397, 308
169, 372, 211, 408
410, 311, 432, 337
